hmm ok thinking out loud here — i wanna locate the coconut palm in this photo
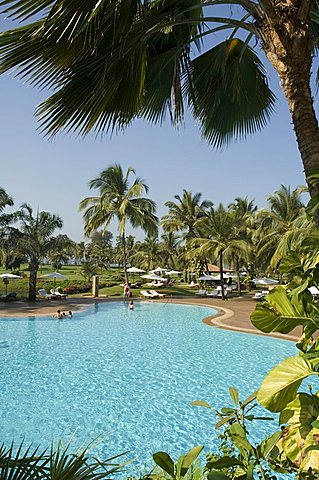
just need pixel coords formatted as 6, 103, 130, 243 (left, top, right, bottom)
162, 190, 212, 241
8, 204, 63, 301
256, 185, 314, 268
161, 232, 181, 269
131, 236, 165, 271
80, 164, 158, 283
191, 204, 250, 299
1, 2, 319, 211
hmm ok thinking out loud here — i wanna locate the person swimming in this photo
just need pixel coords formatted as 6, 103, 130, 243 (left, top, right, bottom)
129, 301, 134, 310
55, 309, 63, 319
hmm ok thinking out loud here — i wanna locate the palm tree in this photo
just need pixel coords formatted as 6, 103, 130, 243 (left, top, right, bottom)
191, 204, 250, 299
80, 164, 158, 283
8, 204, 63, 301
1, 2, 319, 212
131, 236, 165, 271
162, 190, 212, 241
256, 185, 314, 268
161, 232, 181, 269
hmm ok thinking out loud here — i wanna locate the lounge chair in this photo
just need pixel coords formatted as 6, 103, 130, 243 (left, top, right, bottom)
50, 288, 67, 298
252, 292, 265, 301
38, 289, 54, 300
149, 290, 166, 298
217, 290, 228, 298
140, 290, 156, 298
195, 290, 207, 296
0, 292, 17, 302
206, 289, 219, 297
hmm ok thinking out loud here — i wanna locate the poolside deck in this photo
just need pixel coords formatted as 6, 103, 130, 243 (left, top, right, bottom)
0, 295, 301, 341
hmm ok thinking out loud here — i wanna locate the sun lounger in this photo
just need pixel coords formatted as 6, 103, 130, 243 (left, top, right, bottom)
50, 288, 67, 298
195, 290, 207, 296
0, 292, 17, 302
206, 289, 219, 297
252, 292, 265, 301
38, 288, 54, 300
140, 290, 157, 298
149, 290, 166, 298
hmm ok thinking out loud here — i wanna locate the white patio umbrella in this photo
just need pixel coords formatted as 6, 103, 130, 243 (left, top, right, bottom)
127, 267, 146, 273
141, 273, 165, 281
151, 267, 169, 273
126, 266, 145, 282
41, 272, 67, 288
198, 274, 215, 281
0, 273, 22, 295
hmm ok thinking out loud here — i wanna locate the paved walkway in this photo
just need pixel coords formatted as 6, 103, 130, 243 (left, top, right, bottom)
0, 295, 300, 341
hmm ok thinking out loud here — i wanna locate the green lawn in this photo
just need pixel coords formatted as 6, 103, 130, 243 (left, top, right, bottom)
97, 283, 197, 298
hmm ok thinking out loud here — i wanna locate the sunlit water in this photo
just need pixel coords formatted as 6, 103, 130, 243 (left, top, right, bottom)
0, 301, 296, 474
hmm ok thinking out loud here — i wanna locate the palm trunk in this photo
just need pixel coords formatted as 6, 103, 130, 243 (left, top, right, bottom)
258, 2, 319, 223
236, 257, 241, 295
28, 258, 39, 302
121, 234, 128, 284
219, 250, 225, 300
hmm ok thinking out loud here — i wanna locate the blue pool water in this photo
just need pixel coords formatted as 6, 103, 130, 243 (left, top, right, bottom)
0, 301, 295, 473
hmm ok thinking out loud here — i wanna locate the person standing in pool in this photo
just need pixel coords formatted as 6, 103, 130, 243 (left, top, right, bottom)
129, 300, 134, 310
124, 283, 130, 300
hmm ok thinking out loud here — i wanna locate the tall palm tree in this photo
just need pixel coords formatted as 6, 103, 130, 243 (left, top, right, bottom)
8, 204, 63, 301
256, 185, 314, 268
1, 2, 319, 211
80, 164, 158, 283
191, 204, 250, 299
162, 190, 212, 241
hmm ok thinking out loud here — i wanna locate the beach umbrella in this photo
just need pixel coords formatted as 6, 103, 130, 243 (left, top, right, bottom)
126, 266, 145, 282
151, 267, 169, 273
41, 272, 67, 288
141, 273, 165, 281
198, 275, 215, 281
0, 273, 22, 296
127, 267, 145, 273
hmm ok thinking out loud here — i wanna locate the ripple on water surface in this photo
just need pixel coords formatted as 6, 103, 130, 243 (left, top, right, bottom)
0, 302, 295, 473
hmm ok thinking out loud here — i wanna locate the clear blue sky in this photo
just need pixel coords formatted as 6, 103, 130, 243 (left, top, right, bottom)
0, 15, 307, 242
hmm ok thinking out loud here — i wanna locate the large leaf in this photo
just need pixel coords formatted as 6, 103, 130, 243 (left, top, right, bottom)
179, 445, 204, 477
206, 456, 244, 469
257, 356, 319, 412
153, 451, 175, 477
279, 393, 319, 471
250, 286, 315, 334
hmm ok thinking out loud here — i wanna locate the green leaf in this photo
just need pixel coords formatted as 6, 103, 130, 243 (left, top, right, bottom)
229, 386, 239, 406
191, 400, 212, 408
207, 471, 232, 480
229, 424, 246, 437
279, 393, 319, 471
215, 415, 234, 430
206, 456, 244, 469
180, 445, 204, 477
257, 356, 318, 412
153, 452, 175, 477
221, 407, 236, 415
260, 431, 283, 457
250, 287, 312, 334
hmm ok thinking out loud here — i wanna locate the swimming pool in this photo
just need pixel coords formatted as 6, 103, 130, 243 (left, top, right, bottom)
0, 301, 295, 473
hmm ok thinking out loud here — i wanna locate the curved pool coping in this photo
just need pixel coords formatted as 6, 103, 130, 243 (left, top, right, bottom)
0, 296, 299, 342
